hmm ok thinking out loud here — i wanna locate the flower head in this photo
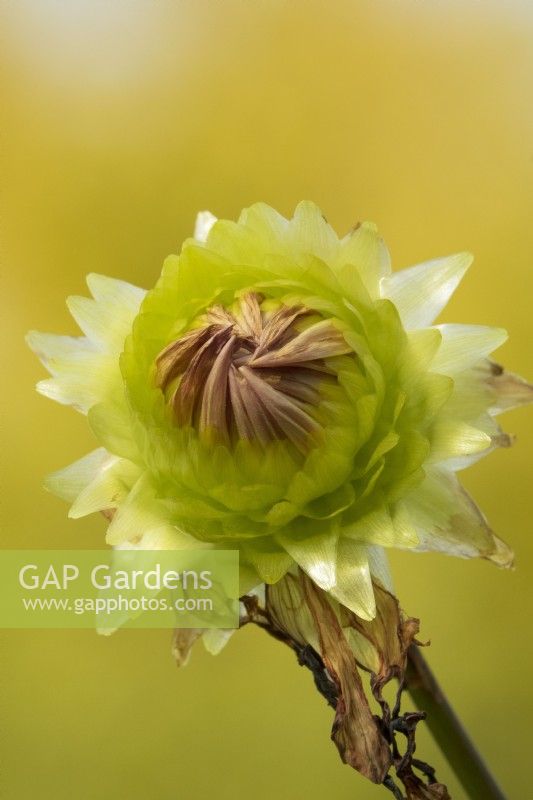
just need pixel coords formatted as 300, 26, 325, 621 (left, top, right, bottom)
27, 202, 532, 626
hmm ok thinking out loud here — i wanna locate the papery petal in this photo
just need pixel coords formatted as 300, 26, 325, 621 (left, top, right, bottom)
329, 538, 376, 620
68, 274, 145, 350
405, 328, 442, 370
237, 202, 289, 250
337, 222, 391, 298
44, 448, 111, 503
432, 324, 507, 374
365, 546, 394, 592
88, 400, 140, 461
276, 528, 338, 591
241, 538, 294, 584
202, 628, 235, 655
428, 418, 492, 462
403, 467, 513, 566
35, 352, 117, 413
26, 331, 97, 364
27, 330, 117, 413
194, 210, 217, 243
28, 276, 145, 415
343, 506, 418, 549
485, 362, 533, 414
381, 252, 472, 329
86, 273, 145, 319
106, 475, 201, 549
289, 201, 340, 263
69, 457, 141, 518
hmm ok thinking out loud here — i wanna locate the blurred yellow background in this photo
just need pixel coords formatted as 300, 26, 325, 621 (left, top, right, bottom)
2, 2, 532, 798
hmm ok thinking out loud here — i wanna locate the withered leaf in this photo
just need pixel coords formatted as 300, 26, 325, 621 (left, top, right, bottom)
300, 572, 391, 783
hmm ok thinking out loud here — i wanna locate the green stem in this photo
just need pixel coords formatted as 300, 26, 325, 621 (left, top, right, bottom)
405, 646, 507, 800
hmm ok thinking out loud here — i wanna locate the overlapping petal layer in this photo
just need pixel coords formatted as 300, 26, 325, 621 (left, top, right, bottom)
28, 202, 533, 631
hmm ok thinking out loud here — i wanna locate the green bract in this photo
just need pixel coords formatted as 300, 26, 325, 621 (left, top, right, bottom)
28, 202, 532, 628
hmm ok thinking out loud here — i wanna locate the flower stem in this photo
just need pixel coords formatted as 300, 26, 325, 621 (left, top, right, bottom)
405, 646, 507, 800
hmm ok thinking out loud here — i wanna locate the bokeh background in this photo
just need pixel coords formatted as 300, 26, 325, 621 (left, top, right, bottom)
2, 1, 533, 798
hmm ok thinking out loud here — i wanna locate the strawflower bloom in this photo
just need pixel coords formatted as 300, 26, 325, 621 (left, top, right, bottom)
28, 203, 532, 795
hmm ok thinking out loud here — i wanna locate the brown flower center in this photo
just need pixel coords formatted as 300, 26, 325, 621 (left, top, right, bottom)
155, 293, 351, 453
